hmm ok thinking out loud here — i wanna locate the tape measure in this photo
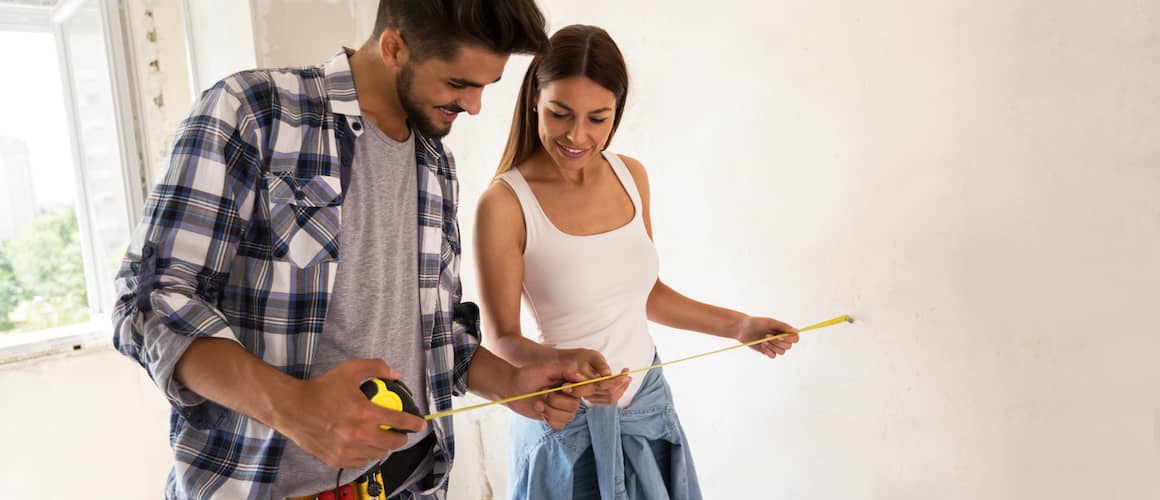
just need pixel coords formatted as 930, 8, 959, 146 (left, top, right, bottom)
360, 378, 423, 432
364, 314, 853, 423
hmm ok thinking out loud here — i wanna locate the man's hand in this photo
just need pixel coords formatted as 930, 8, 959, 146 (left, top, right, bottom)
502, 363, 593, 429
273, 359, 427, 468
557, 348, 631, 406
731, 316, 800, 359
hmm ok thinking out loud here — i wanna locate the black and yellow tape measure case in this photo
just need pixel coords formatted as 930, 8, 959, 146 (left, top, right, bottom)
360, 378, 422, 432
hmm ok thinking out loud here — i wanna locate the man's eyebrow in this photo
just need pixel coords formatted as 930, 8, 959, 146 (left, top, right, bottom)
450, 75, 502, 88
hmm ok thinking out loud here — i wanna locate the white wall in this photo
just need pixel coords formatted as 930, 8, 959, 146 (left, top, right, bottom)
0, 347, 171, 499
250, 0, 368, 68
443, 1, 1160, 499
1, 1, 1156, 499
181, 0, 257, 93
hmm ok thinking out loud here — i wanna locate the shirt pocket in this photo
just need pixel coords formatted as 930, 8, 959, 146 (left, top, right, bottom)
266, 173, 343, 268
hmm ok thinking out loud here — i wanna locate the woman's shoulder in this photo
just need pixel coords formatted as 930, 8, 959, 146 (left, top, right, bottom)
609, 152, 650, 192
479, 176, 523, 216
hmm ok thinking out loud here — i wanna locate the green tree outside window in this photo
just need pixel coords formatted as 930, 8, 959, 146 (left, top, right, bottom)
1, 208, 90, 333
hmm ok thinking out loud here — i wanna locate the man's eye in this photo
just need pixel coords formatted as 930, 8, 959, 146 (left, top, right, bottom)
449, 81, 466, 89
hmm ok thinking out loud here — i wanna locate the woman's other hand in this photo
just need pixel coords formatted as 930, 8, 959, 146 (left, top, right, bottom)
558, 348, 631, 405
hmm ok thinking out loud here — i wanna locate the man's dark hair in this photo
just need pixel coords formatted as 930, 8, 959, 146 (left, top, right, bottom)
372, 0, 549, 61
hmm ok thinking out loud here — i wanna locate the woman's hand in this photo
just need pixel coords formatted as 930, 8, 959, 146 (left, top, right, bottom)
731, 316, 800, 359
557, 348, 632, 405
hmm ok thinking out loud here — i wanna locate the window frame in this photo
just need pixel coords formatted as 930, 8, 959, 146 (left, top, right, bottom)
0, 0, 151, 363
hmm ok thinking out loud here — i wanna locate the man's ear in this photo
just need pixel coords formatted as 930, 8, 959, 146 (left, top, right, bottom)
377, 29, 410, 68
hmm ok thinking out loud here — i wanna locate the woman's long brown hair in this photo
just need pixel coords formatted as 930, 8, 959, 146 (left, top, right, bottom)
495, 25, 629, 176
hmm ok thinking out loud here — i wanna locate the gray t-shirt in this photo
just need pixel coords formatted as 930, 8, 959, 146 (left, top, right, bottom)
274, 118, 431, 498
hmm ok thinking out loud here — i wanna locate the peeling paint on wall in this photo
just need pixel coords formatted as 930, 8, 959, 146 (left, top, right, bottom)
250, 0, 364, 68
126, 0, 192, 181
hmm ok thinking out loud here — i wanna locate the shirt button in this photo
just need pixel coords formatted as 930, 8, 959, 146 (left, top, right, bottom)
351, 120, 362, 131
142, 246, 154, 258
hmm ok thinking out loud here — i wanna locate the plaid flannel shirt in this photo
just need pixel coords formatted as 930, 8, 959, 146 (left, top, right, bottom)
112, 50, 480, 499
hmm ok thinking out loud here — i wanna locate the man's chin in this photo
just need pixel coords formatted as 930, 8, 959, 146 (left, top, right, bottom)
428, 124, 452, 138
412, 115, 453, 139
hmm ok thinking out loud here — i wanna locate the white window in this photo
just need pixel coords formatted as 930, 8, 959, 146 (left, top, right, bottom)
0, 0, 148, 360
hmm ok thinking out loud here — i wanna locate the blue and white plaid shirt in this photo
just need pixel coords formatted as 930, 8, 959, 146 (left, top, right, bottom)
112, 50, 479, 499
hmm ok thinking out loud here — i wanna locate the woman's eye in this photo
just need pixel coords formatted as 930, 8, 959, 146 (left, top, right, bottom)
549, 111, 570, 119
589, 117, 608, 124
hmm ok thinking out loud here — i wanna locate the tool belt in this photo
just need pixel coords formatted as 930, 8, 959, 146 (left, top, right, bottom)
288, 433, 436, 500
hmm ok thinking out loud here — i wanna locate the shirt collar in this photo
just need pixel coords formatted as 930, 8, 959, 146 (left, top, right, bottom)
323, 48, 444, 159
322, 48, 363, 119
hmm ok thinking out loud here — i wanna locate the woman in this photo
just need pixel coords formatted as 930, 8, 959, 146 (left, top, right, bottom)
474, 25, 801, 500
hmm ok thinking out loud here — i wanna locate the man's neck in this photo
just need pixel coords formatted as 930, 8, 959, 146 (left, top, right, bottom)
349, 47, 411, 141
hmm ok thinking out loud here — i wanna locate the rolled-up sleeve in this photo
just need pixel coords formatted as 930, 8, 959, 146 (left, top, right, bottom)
450, 300, 482, 397
111, 77, 261, 427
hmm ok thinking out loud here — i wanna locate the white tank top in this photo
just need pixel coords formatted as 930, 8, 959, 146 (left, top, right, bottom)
499, 151, 658, 407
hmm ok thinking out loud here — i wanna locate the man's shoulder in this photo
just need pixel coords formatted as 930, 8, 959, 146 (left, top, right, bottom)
216, 64, 324, 90
205, 65, 329, 114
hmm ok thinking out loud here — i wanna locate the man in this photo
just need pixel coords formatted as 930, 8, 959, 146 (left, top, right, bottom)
112, 1, 591, 498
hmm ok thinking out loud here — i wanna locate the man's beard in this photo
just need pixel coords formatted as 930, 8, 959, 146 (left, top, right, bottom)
397, 64, 458, 139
